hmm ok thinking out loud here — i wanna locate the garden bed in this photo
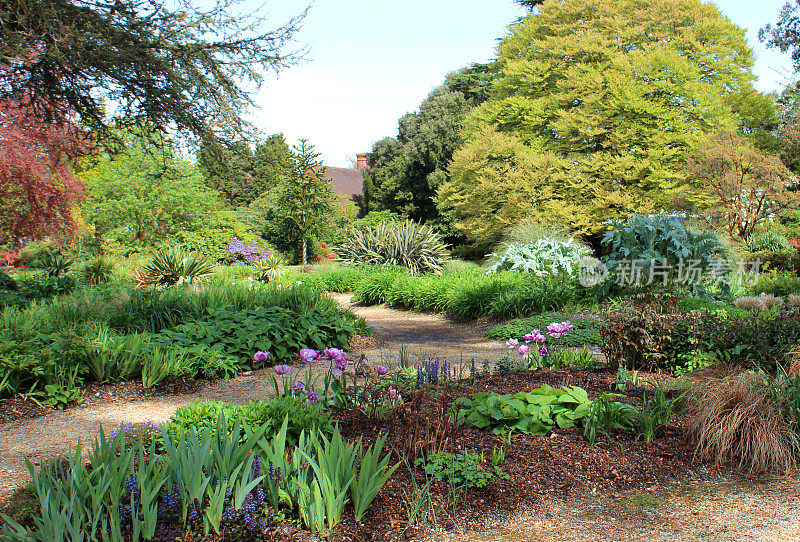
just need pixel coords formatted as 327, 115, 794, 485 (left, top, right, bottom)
325, 368, 711, 542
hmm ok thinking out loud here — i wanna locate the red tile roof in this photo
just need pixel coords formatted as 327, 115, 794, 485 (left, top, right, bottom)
319, 167, 363, 200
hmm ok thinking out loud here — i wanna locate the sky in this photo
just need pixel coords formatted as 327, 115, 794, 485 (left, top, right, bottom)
247, 0, 796, 168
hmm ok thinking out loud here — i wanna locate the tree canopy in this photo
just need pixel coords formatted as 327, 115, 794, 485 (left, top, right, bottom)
0, 97, 87, 244
362, 64, 494, 237
0, 0, 305, 144
80, 129, 220, 244
437, 0, 763, 248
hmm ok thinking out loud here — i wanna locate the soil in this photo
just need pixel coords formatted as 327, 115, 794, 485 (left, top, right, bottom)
1, 294, 799, 541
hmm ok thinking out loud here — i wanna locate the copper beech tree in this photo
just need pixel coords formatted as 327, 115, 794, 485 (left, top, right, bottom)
684, 131, 799, 240
0, 97, 88, 244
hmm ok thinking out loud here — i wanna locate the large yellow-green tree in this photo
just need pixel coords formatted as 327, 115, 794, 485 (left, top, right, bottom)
437, 0, 763, 249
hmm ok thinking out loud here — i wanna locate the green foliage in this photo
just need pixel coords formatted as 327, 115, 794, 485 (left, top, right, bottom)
254, 254, 288, 283
601, 214, 728, 294
336, 220, 450, 275
488, 313, 602, 346
167, 398, 332, 447
350, 210, 401, 230
268, 139, 336, 264
415, 452, 493, 489
744, 230, 791, 252
80, 129, 221, 244
745, 270, 800, 297
41, 252, 73, 278
153, 305, 353, 364
173, 210, 257, 262
363, 65, 493, 236
351, 267, 409, 305
635, 381, 684, 443
350, 433, 399, 521
453, 385, 593, 435
486, 238, 590, 277
583, 393, 638, 447
139, 246, 214, 287
76, 255, 117, 285
438, 0, 758, 243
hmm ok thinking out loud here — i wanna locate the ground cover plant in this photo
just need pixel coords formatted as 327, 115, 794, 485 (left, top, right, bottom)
488, 312, 602, 346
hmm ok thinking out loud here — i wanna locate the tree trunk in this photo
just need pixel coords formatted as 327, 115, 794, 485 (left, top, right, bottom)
302, 238, 307, 265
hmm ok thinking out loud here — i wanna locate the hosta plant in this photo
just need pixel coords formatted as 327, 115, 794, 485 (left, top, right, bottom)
139, 246, 214, 287
486, 237, 590, 277
335, 220, 449, 275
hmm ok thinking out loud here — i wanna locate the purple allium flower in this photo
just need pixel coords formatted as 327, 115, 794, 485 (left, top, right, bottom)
305, 391, 319, 403
518, 344, 529, 357
299, 348, 320, 363
273, 364, 292, 375
375, 365, 388, 375
253, 351, 270, 364
292, 381, 305, 392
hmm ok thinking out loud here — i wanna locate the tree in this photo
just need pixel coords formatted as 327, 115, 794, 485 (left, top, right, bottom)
0, 96, 87, 244
362, 64, 494, 237
760, 1, 800, 71
437, 0, 760, 247
271, 139, 335, 264
198, 134, 293, 207
0, 0, 305, 143
80, 129, 220, 244
683, 131, 799, 240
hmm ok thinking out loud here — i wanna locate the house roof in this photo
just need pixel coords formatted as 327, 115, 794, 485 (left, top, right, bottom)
320, 167, 363, 200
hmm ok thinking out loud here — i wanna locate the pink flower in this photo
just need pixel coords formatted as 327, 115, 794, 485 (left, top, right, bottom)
518, 344, 529, 357
376, 365, 388, 375
388, 386, 397, 396
253, 351, 270, 364
305, 391, 319, 403
299, 348, 320, 364
323, 348, 347, 363
506, 338, 519, 349
524, 330, 545, 343
292, 381, 305, 392
273, 364, 292, 375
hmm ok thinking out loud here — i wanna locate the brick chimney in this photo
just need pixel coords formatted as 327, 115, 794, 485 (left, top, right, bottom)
356, 154, 370, 170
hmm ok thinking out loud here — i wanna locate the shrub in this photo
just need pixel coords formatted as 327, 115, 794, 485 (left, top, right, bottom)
601, 213, 728, 294
139, 246, 214, 287
686, 368, 799, 474
351, 267, 408, 305
41, 252, 73, 277
486, 237, 590, 277
600, 300, 678, 371
734, 296, 766, 313
336, 220, 449, 275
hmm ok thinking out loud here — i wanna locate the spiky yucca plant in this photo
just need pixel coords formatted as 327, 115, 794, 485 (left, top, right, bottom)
255, 254, 288, 283
139, 247, 214, 288
336, 220, 449, 275
42, 252, 73, 277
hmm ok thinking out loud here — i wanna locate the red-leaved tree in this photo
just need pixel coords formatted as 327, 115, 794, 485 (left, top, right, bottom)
0, 96, 89, 244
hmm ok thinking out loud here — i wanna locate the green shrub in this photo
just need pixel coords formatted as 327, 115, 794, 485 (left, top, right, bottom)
336, 220, 449, 275
167, 397, 332, 446
416, 452, 493, 488
351, 267, 408, 305
486, 238, 590, 277
746, 270, 800, 297
488, 313, 602, 346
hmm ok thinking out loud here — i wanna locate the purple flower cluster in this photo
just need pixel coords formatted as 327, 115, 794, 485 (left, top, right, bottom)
225, 238, 272, 266
253, 351, 270, 364
107, 421, 161, 454
509, 320, 573, 364
416, 357, 453, 388
324, 347, 347, 376
546, 320, 574, 338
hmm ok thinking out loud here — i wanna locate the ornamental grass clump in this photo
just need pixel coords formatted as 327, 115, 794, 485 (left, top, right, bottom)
686, 367, 799, 475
